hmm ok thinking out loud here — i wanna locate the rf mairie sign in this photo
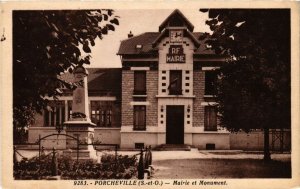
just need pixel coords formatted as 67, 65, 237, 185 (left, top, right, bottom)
166, 45, 185, 63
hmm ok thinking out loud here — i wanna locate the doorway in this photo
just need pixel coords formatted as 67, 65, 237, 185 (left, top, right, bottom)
166, 105, 184, 144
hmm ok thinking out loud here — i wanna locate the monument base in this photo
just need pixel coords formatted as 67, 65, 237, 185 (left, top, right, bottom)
64, 120, 97, 159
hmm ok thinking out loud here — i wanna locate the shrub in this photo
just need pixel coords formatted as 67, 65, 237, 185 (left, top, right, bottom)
14, 153, 137, 180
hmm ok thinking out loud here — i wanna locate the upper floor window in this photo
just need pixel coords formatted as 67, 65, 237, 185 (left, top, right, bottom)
134, 71, 146, 95
134, 106, 146, 130
91, 101, 112, 127
205, 71, 217, 95
44, 101, 65, 127
204, 106, 217, 131
168, 70, 182, 95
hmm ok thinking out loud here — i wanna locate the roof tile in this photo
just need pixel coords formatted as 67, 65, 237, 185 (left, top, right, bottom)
59, 68, 121, 95
117, 32, 215, 55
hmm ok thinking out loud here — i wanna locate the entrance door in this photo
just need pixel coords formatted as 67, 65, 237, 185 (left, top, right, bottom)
166, 105, 184, 144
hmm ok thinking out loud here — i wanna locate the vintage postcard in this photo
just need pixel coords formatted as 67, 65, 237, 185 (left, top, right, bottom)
1, 1, 299, 189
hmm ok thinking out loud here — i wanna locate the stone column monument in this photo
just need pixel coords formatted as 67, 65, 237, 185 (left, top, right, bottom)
64, 66, 96, 159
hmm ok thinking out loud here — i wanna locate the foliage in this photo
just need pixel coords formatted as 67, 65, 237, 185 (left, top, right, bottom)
14, 153, 137, 180
13, 106, 33, 143
14, 155, 52, 179
199, 9, 290, 132
13, 127, 28, 144
200, 9, 291, 160
13, 10, 120, 130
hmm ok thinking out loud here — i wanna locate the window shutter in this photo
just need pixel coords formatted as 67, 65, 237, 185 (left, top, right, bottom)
134, 106, 146, 130
134, 71, 146, 95
204, 106, 217, 131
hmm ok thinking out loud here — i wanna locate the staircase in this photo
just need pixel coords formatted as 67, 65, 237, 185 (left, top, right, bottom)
154, 144, 191, 151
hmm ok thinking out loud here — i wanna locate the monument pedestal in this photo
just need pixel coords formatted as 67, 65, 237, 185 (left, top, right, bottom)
62, 66, 97, 159
64, 120, 97, 159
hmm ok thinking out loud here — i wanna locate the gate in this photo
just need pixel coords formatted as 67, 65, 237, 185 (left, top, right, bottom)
37, 133, 80, 161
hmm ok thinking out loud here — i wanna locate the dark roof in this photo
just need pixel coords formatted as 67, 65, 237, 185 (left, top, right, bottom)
59, 68, 121, 95
117, 32, 159, 55
193, 32, 215, 55
87, 68, 121, 92
159, 9, 194, 32
117, 32, 215, 55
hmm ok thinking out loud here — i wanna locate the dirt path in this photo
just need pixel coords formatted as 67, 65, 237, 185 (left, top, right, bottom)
152, 158, 291, 179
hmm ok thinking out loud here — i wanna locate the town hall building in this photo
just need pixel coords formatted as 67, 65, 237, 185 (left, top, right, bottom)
27, 9, 235, 150
117, 9, 229, 149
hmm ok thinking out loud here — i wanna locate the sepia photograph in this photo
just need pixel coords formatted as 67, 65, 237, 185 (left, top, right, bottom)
1, 1, 300, 189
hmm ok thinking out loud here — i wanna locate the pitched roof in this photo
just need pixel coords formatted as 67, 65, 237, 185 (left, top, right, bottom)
59, 68, 121, 95
117, 32, 215, 55
117, 32, 159, 55
193, 32, 215, 55
87, 68, 121, 93
159, 9, 194, 32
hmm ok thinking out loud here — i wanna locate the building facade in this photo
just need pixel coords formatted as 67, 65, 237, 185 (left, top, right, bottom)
117, 9, 229, 149
28, 9, 230, 150
28, 68, 123, 148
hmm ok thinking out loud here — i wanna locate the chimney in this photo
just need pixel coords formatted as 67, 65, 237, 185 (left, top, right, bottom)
128, 31, 133, 38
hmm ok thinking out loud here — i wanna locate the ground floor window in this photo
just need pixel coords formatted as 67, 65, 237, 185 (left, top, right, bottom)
204, 106, 217, 131
134, 106, 146, 130
67, 100, 72, 119
43, 99, 117, 127
91, 101, 112, 127
44, 101, 65, 127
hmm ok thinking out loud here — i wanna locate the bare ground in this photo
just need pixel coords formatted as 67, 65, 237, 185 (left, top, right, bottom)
152, 158, 291, 179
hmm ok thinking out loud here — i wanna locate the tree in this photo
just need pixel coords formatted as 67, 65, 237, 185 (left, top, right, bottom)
199, 9, 290, 160
13, 10, 119, 141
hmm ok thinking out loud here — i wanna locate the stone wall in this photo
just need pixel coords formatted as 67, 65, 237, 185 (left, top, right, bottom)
94, 128, 121, 145
120, 132, 158, 149
230, 130, 291, 151
192, 133, 230, 150
28, 127, 67, 149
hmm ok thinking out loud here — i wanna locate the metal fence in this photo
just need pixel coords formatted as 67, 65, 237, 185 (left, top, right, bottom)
136, 146, 153, 179
13, 144, 153, 179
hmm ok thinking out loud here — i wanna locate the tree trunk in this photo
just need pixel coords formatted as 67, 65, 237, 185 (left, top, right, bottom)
263, 127, 271, 161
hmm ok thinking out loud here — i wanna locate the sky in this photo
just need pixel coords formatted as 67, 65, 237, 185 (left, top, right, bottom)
87, 9, 210, 68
